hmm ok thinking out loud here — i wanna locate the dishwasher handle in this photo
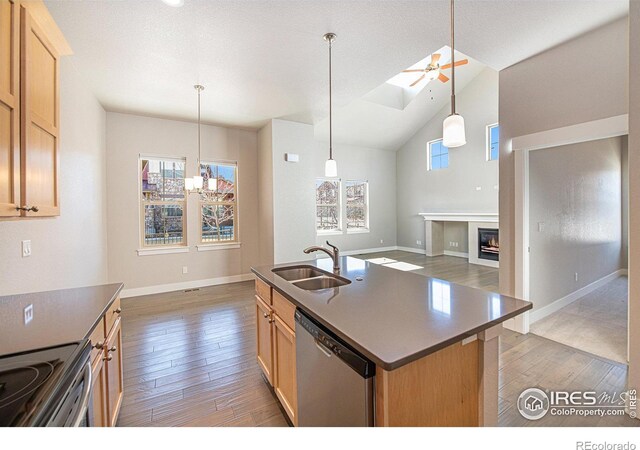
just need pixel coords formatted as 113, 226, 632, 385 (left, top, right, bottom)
314, 339, 333, 357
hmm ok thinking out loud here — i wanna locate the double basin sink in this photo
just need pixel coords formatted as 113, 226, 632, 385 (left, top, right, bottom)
272, 265, 351, 291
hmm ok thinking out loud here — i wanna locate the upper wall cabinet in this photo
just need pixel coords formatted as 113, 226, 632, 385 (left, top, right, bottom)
0, 0, 71, 219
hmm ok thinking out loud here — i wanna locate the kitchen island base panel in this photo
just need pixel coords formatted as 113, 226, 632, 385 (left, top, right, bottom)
375, 328, 500, 427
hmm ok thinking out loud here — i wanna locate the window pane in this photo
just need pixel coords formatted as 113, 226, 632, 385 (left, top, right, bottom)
429, 140, 448, 170
201, 162, 236, 202
440, 154, 449, 169
141, 159, 185, 201
489, 125, 499, 161
316, 205, 340, 230
316, 180, 340, 205
431, 156, 441, 170
144, 204, 184, 245
347, 206, 367, 229
346, 181, 366, 205
202, 204, 235, 242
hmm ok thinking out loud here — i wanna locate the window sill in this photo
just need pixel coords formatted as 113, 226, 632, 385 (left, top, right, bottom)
317, 230, 343, 236
346, 229, 370, 234
137, 246, 189, 256
197, 242, 242, 252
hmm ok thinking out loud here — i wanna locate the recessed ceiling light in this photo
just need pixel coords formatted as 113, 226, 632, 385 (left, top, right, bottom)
161, 0, 184, 7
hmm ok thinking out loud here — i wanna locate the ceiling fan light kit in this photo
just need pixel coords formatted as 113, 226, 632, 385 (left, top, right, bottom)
323, 32, 338, 178
442, 0, 466, 148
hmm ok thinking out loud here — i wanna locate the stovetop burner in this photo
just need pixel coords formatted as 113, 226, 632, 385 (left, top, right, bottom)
0, 344, 79, 427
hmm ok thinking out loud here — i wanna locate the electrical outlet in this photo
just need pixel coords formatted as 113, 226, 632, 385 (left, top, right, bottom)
182, 266, 188, 274
24, 304, 33, 325
380, 239, 384, 244
22, 240, 31, 258
575, 272, 578, 282
454, 242, 459, 248
538, 222, 545, 232
416, 240, 422, 246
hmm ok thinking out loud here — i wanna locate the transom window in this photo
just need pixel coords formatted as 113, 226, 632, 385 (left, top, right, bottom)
316, 179, 341, 232
346, 180, 368, 231
487, 124, 499, 161
140, 157, 186, 247
428, 139, 449, 170
200, 161, 238, 243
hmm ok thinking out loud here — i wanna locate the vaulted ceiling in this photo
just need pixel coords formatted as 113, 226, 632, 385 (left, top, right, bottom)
46, 0, 628, 143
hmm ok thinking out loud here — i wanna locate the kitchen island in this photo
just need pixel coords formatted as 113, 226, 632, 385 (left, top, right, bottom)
251, 256, 532, 427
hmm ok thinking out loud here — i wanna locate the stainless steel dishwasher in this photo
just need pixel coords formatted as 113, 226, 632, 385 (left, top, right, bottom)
295, 309, 375, 426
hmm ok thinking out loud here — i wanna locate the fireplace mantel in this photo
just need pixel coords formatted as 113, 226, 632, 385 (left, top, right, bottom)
419, 213, 498, 223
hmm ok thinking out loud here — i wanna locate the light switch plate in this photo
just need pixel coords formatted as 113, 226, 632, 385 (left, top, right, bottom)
22, 240, 31, 257
24, 304, 33, 325
182, 266, 188, 274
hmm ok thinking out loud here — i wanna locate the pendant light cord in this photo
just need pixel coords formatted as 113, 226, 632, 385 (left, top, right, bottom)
329, 38, 333, 160
450, 0, 456, 116
197, 87, 201, 165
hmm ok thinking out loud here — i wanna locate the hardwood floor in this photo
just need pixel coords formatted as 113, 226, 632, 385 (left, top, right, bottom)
118, 271, 636, 427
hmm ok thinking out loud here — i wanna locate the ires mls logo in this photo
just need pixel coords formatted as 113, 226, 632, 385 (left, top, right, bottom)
517, 388, 550, 420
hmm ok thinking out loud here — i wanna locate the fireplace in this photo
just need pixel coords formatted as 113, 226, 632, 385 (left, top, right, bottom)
478, 228, 499, 261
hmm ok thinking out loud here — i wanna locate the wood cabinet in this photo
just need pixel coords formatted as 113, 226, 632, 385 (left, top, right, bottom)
88, 296, 124, 427
0, 0, 70, 218
254, 279, 298, 425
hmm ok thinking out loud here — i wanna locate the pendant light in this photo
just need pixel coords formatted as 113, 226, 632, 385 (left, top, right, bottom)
324, 33, 338, 178
186, 85, 205, 193
442, 0, 466, 148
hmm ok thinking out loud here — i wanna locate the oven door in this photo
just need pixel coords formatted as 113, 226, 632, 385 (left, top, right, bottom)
46, 359, 93, 427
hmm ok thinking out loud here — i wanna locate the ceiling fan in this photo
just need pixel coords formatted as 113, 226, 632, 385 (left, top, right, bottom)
402, 53, 469, 87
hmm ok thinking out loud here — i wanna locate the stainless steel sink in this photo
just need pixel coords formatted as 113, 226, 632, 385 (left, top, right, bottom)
292, 276, 351, 290
272, 266, 325, 282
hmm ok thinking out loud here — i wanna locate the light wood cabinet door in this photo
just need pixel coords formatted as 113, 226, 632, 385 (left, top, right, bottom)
91, 355, 108, 427
105, 317, 124, 427
256, 295, 274, 385
273, 314, 297, 425
20, 4, 59, 216
0, 0, 20, 217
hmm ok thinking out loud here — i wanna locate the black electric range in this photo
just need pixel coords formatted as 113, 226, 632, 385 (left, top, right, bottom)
0, 341, 91, 427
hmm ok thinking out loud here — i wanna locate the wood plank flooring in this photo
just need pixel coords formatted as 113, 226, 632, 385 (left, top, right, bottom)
117, 260, 636, 427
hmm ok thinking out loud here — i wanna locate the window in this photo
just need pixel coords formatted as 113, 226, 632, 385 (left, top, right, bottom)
487, 124, 499, 161
428, 139, 449, 170
200, 161, 238, 243
140, 157, 186, 247
316, 179, 341, 232
346, 180, 368, 231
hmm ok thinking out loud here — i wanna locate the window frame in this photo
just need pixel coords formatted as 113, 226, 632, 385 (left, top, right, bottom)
427, 139, 449, 171
198, 160, 240, 246
346, 180, 370, 233
487, 123, 499, 161
315, 178, 342, 235
138, 155, 188, 250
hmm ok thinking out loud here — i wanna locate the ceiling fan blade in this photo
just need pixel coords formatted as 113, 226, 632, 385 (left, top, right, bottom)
440, 59, 469, 70
402, 69, 426, 73
431, 53, 441, 64
410, 74, 426, 87
438, 72, 450, 83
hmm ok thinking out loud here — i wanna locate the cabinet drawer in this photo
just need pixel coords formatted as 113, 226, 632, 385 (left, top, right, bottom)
255, 278, 272, 304
89, 317, 106, 365
272, 290, 296, 332
104, 296, 121, 336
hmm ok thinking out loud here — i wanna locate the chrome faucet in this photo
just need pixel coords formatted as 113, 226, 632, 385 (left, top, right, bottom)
304, 241, 340, 273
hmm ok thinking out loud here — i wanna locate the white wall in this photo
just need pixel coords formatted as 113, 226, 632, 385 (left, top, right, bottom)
105, 112, 260, 292
622, 135, 629, 269
0, 60, 108, 296
257, 122, 274, 266
529, 137, 624, 310
499, 17, 629, 297
396, 68, 499, 251
263, 119, 397, 264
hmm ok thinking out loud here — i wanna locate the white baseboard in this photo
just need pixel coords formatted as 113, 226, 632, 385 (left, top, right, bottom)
444, 250, 469, 258
529, 269, 627, 324
339, 246, 398, 256
120, 273, 255, 298
620, 269, 629, 276
396, 246, 426, 255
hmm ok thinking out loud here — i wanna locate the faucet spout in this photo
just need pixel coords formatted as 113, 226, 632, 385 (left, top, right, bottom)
303, 241, 340, 272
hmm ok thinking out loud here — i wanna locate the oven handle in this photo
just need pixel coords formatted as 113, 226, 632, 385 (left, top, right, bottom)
71, 360, 92, 427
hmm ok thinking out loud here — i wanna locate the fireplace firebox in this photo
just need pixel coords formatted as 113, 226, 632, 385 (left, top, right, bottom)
478, 228, 499, 261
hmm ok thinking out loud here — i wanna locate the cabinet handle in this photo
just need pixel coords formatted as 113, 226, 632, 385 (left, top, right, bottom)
16, 206, 39, 212
114, 307, 122, 314
268, 318, 275, 323
94, 341, 105, 350
263, 313, 269, 318
103, 354, 113, 362
109, 345, 117, 352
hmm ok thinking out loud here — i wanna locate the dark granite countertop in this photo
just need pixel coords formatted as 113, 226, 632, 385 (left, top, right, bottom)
252, 257, 532, 371
0, 283, 124, 357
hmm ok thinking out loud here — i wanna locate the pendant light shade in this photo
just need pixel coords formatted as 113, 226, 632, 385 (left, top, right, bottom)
193, 175, 204, 190
185, 177, 194, 191
442, 0, 466, 148
443, 113, 466, 148
325, 159, 338, 178
324, 33, 338, 178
